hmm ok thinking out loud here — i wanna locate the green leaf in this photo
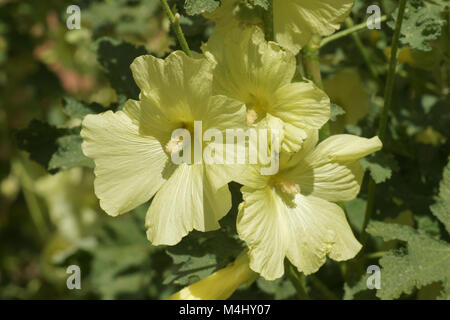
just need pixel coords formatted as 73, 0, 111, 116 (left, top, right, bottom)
15, 120, 93, 173
253, 0, 270, 10
185, 0, 220, 16
367, 221, 450, 299
87, 206, 173, 299
62, 97, 105, 119
415, 215, 441, 239
96, 37, 147, 100
389, 0, 449, 51
164, 228, 244, 286
257, 277, 296, 299
343, 274, 371, 300
48, 131, 93, 171
330, 103, 346, 122
430, 162, 450, 233
345, 198, 367, 234
361, 152, 399, 184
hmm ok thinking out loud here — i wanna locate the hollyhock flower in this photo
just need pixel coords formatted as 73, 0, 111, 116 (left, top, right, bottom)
205, 0, 354, 54
81, 51, 247, 246
202, 27, 330, 153
235, 130, 382, 280
273, 0, 354, 54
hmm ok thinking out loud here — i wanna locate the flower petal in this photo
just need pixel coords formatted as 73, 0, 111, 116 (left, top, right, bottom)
145, 164, 231, 246
287, 135, 382, 202
238, 186, 361, 280
203, 26, 296, 103
131, 51, 213, 117
270, 81, 330, 152
81, 100, 168, 216
286, 194, 362, 275
203, 95, 247, 132
274, 0, 354, 53
237, 186, 289, 280
312, 135, 382, 163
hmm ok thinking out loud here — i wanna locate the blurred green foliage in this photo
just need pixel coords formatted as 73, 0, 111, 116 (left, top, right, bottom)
1, 0, 449, 300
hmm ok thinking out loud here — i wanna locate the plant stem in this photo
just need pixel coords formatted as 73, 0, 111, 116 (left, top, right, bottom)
309, 275, 339, 300
320, 15, 388, 48
302, 35, 323, 89
262, 0, 274, 41
302, 35, 330, 141
285, 260, 310, 299
360, 0, 407, 246
345, 17, 380, 82
160, 0, 191, 56
366, 251, 388, 259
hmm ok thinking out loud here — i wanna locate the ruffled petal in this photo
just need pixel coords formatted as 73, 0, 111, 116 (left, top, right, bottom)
311, 135, 382, 163
145, 164, 231, 245
203, 26, 296, 104
237, 186, 289, 280
131, 51, 213, 118
238, 187, 361, 280
81, 100, 168, 216
286, 194, 362, 275
269, 81, 330, 152
274, 0, 354, 54
287, 135, 382, 202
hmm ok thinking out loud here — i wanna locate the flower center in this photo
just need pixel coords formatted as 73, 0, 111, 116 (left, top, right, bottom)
271, 175, 301, 203
275, 180, 301, 196
246, 94, 268, 125
165, 136, 184, 155
164, 122, 195, 156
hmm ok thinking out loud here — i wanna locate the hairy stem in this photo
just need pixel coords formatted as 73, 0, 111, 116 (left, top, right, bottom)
160, 0, 191, 57
360, 0, 407, 246
302, 35, 330, 141
285, 260, 310, 300
320, 15, 388, 48
345, 17, 380, 82
309, 275, 339, 300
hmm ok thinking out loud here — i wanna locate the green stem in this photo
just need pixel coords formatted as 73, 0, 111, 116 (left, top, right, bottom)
360, 0, 407, 246
309, 275, 339, 300
262, 0, 274, 41
302, 35, 330, 141
302, 36, 323, 89
366, 251, 388, 259
160, 0, 191, 56
285, 260, 310, 300
345, 17, 380, 82
320, 15, 388, 48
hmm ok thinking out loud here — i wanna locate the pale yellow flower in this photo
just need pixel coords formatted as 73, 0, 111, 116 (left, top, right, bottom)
81, 51, 247, 246
168, 252, 257, 300
205, 0, 354, 54
274, 0, 354, 54
235, 131, 382, 280
202, 27, 330, 153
